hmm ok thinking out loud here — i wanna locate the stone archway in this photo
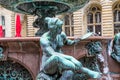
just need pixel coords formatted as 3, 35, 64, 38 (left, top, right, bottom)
0, 60, 33, 80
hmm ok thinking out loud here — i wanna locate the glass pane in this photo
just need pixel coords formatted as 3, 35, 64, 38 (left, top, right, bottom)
71, 14, 74, 25
87, 25, 93, 32
114, 10, 120, 22
1, 16, 5, 26
119, 11, 120, 21
64, 15, 70, 25
65, 27, 70, 36
114, 10, 117, 22
72, 27, 74, 36
95, 12, 101, 23
87, 13, 93, 24
114, 24, 120, 34
95, 25, 101, 36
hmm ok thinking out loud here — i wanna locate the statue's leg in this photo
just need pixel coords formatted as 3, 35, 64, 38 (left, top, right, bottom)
80, 67, 101, 78
69, 56, 101, 78
62, 55, 101, 78
59, 70, 74, 80
43, 55, 59, 74
36, 72, 54, 80
44, 55, 76, 74
44, 55, 101, 78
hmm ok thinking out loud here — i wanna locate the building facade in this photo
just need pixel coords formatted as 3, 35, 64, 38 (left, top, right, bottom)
64, 0, 120, 37
0, 0, 120, 80
0, 0, 120, 37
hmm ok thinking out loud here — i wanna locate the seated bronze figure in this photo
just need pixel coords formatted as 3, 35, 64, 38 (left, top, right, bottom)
37, 17, 101, 80
111, 33, 120, 63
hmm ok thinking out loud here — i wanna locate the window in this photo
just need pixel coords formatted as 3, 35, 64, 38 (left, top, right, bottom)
0, 15, 5, 37
87, 6, 102, 36
1, 15, 5, 26
64, 13, 74, 36
113, 2, 120, 35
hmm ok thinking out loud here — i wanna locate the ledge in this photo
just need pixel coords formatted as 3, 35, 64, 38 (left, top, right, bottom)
0, 37, 40, 42
68, 36, 112, 40
0, 36, 113, 42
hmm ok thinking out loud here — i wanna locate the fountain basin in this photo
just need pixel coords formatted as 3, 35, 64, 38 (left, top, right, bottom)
0, 37, 120, 79
0, 0, 89, 14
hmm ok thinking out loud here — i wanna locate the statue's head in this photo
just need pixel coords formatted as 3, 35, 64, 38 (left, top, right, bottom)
85, 41, 102, 56
111, 33, 120, 63
45, 17, 63, 34
113, 33, 120, 53
113, 33, 120, 45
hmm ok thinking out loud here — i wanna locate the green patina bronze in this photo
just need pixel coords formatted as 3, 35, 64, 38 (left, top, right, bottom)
0, 46, 4, 60
0, 0, 89, 14
0, 1, 103, 80
0, 0, 89, 36
36, 17, 101, 80
76, 41, 106, 80
111, 33, 120, 63
0, 60, 32, 80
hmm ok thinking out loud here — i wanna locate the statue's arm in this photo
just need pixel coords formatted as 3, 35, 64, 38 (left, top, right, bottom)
40, 37, 68, 57
40, 37, 81, 68
40, 37, 75, 57
61, 32, 79, 45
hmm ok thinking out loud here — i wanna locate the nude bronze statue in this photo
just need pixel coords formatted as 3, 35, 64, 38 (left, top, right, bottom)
111, 33, 120, 63
37, 17, 101, 80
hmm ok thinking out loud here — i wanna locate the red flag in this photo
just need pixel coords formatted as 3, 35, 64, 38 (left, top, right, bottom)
15, 14, 21, 37
0, 25, 3, 37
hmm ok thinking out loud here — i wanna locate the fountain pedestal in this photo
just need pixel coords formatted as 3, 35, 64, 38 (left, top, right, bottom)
0, 0, 89, 36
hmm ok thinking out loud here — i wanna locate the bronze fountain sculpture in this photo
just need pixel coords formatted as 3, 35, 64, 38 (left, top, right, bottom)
37, 17, 101, 80
0, 0, 89, 36
111, 33, 120, 63
0, 0, 105, 80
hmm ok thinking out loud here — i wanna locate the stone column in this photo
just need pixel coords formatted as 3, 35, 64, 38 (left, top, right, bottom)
101, 0, 113, 37
73, 9, 83, 37
27, 15, 35, 37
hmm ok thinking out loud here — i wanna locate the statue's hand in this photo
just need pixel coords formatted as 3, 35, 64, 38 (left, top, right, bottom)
74, 63, 82, 70
74, 38, 81, 44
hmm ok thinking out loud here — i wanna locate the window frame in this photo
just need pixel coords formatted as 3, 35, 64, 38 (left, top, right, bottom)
64, 13, 74, 36
113, 2, 120, 35
0, 15, 5, 37
87, 6, 102, 36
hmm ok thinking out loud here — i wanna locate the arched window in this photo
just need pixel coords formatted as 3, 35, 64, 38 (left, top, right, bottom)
87, 6, 101, 36
64, 13, 74, 36
113, 2, 120, 35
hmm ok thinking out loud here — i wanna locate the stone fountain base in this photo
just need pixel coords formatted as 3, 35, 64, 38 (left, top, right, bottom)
0, 37, 119, 80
